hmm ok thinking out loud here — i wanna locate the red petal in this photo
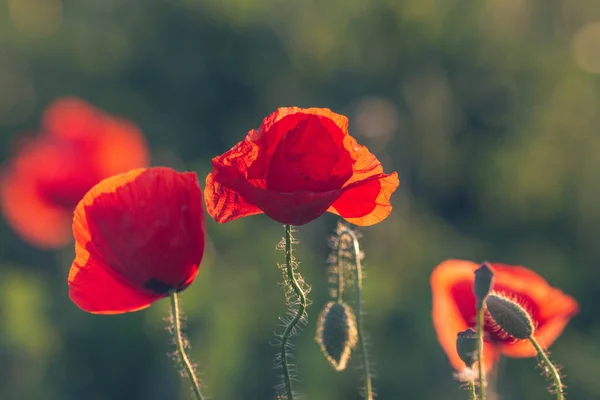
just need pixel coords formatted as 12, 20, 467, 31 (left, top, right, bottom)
42, 97, 103, 141
68, 255, 160, 314
204, 171, 263, 223
0, 167, 72, 248
265, 114, 352, 192
69, 167, 205, 313
328, 172, 399, 226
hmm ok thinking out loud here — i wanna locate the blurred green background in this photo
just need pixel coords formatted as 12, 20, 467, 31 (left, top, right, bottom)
1, 0, 599, 399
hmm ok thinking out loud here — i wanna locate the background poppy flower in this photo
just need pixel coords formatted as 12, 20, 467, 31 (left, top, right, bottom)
68, 167, 206, 314
430, 259, 579, 372
0, 97, 149, 248
204, 107, 399, 226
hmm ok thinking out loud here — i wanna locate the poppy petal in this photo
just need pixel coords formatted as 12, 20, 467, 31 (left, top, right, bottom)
328, 172, 399, 226
265, 114, 352, 192
42, 97, 103, 141
69, 167, 205, 313
260, 107, 349, 139
92, 117, 149, 177
204, 171, 263, 223
0, 168, 72, 248
68, 255, 160, 314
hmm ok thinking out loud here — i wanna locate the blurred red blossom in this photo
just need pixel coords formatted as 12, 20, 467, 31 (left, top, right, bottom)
431, 259, 579, 373
68, 167, 205, 314
204, 107, 399, 226
0, 98, 149, 248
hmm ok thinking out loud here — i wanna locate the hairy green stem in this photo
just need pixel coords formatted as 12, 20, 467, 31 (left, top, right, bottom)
476, 306, 486, 400
467, 379, 478, 400
335, 235, 345, 303
339, 229, 373, 400
169, 292, 204, 400
280, 224, 307, 400
529, 336, 564, 400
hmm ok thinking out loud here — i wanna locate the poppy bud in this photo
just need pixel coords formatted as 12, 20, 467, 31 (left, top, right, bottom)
474, 263, 494, 308
456, 328, 479, 369
316, 301, 358, 371
485, 293, 535, 340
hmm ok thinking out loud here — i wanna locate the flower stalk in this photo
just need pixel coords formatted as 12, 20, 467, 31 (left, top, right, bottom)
473, 263, 493, 400
529, 336, 564, 400
279, 224, 308, 400
475, 307, 486, 400
169, 291, 204, 400
338, 228, 373, 400
467, 379, 478, 400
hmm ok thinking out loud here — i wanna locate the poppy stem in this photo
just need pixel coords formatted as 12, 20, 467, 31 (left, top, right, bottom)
279, 224, 308, 400
529, 336, 564, 400
339, 229, 373, 400
476, 305, 486, 400
467, 379, 478, 400
335, 234, 345, 303
169, 291, 204, 400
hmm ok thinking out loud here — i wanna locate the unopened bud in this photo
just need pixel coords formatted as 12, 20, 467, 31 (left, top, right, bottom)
485, 293, 534, 340
315, 301, 358, 371
474, 263, 494, 307
456, 328, 479, 369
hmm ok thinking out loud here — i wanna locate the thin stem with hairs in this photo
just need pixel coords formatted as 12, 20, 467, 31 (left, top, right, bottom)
467, 379, 478, 400
279, 224, 308, 400
476, 306, 486, 400
338, 228, 373, 400
529, 336, 564, 400
169, 291, 204, 400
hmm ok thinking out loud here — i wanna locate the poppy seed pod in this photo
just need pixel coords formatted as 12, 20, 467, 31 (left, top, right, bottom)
474, 263, 494, 307
485, 293, 535, 340
316, 301, 358, 371
456, 328, 479, 369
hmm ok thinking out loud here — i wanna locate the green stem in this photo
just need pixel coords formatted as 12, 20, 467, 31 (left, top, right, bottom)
339, 229, 373, 400
169, 292, 204, 400
529, 336, 564, 400
335, 233, 346, 303
467, 379, 478, 400
476, 305, 486, 400
280, 224, 307, 400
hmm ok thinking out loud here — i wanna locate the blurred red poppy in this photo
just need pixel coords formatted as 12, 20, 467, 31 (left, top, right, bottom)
204, 107, 399, 226
68, 167, 205, 314
0, 97, 149, 248
431, 259, 579, 372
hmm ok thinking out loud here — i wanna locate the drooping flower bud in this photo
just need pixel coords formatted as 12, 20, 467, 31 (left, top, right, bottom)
456, 328, 479, 369
315, 301, 358, 371
485, 293, 535, 340
474, 262, 494, 308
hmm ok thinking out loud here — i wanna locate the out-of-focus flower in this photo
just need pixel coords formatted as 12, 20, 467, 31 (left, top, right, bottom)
68, 167, 205, 314
204, 107, 399, 226
430, 259, 579, 372
0, 97, 149, 248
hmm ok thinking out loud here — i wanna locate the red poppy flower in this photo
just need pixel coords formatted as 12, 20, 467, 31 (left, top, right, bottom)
0, 97, 149, 248
204, 107, 399, 226
68, 167, 205, 314
430, 259, 579, 372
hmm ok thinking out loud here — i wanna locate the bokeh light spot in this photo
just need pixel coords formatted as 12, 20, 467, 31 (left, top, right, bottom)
572, 21, 600, 74
9, 0, 62, 38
